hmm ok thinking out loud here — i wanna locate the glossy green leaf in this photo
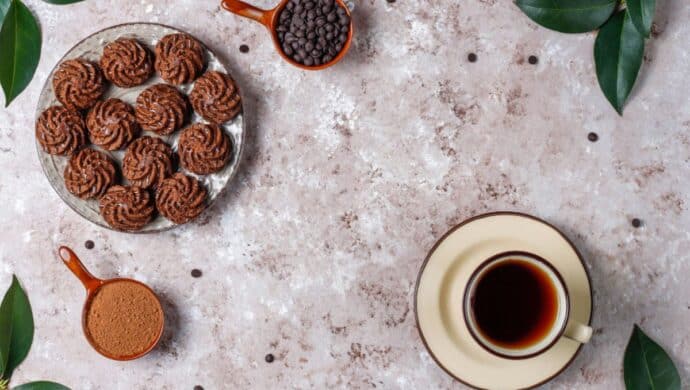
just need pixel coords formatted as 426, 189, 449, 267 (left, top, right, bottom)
12, 382, 70, 390
515, 0, 617, 33
624, 325, 681, 390
0, 0, 41, 107
627, 0, 656, 37
0, 284, 11, 377
594, 10, 645, 115
40, 0, 84, 4
0, 276, 34, 380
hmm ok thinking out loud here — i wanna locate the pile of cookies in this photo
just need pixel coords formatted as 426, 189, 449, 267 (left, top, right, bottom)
35, 33, 241, 232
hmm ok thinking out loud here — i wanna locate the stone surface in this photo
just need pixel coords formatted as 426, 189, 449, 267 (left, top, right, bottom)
0, 0, 689, 389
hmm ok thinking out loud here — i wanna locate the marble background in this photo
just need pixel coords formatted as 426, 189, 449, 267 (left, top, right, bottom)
0, 0, 688, 389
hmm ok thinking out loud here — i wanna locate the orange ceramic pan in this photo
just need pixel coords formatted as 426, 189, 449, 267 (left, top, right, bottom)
222, 0, 354, 70
58, 246, 165, 361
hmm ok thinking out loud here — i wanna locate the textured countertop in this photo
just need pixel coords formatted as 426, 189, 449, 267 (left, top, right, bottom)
0, 0, 688, 389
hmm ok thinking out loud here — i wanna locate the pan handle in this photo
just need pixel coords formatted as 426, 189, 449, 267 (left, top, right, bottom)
221, 0, 275, 26
58, 246, 103, 294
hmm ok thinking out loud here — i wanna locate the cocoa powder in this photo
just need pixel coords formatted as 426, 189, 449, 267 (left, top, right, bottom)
85, 280, 164, 358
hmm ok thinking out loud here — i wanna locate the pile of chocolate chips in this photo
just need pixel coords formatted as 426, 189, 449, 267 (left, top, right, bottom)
276, 0, 351, 67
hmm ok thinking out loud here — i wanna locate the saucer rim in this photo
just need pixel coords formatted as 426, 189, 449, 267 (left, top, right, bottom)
414, 211, 593, 390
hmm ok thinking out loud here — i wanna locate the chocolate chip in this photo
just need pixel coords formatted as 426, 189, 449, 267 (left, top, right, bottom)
528, 55, 538, 65
387, 0, 395, 2
467, 53, 477, 62
84, 240, 95, 250
265, 353, 275, 363
191, 269, 202, 278
588, 132, 599, 142
632, 218, 643, 228
194, 386, 204, 390
239, 44, 250, 53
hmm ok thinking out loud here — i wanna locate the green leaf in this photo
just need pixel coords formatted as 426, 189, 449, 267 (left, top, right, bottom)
12, 382, 70, 390
624, 325, 681, 390
627, 0, 656, 37
594, 10, 645, 115
0, 276, 34, 380
0, 285, 11, 377
515, 0, 617, 33
40, 0, 84, 4
0, 0, 41, 107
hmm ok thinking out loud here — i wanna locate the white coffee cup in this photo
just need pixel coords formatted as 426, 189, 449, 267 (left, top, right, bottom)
463, 251, 592, 359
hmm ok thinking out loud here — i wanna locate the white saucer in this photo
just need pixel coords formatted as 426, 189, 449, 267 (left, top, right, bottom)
415, 212, 592, 389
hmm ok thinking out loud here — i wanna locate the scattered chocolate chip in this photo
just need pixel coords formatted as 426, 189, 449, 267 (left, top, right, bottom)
265, 353, 275, 363
239, 44, 249, 53
194, 386, 204, 390
387, 0, 396, 2
588, 132, 599, 142
528, 55, 538, 65
632, 218, 642, 228
191, 269, 202, 278
467, 53, 477, 62
84, 240, 95, 250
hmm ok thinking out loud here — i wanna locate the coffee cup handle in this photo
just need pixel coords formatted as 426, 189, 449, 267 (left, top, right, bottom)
564, 321, 593, 344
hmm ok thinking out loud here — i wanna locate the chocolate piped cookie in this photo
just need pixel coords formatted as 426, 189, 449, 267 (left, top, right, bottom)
53, 59, 106, 111
135, 84, 188, 135
86, 98, 140, 151
100, 38, 154, 88
154, 33, 205, 85
177, 123, 231, 175
156, 173, 207, 224
64, 148, 117, 199
189, 71, 241, 124
36, 106, 87, 156
99, 185, 154, 232
122, 136, 173, 189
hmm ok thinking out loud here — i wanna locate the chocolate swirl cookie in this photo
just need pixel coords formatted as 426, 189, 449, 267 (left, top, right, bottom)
52, 59, 106, 111
178, 124, 231, 175
100, 38, 154, 88
36, 106, 87, 155
154, 33, 205, 85
64, 148, 117, 199
156, 173, 208, 224
135, 84, 188, 135
189, 71, 242, 124
122, 136, 173, 189
99, 185, 154, 232
86, 98, 140, 150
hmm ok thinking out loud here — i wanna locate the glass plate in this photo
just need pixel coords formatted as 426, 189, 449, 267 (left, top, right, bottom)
35, 23, 246, 233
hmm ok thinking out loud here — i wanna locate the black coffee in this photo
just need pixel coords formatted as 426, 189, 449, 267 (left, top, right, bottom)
276, 0, 351, 67
471, 259, 559, 349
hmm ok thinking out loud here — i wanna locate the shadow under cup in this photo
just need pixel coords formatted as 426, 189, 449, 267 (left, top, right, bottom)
463, 251, 589, 359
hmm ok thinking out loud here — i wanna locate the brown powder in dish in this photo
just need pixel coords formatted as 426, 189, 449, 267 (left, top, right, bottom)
85, 280, 164, 358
